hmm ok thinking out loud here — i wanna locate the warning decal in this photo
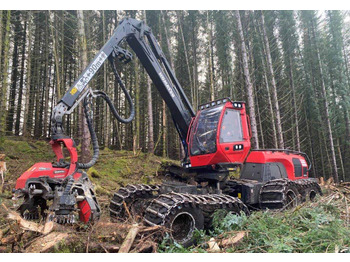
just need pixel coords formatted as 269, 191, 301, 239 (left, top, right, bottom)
75, 51, 108, 92
300, 159, 308, 167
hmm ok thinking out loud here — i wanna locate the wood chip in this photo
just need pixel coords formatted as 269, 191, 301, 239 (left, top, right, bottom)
8, 211, 45, 233
220, 231, 246, 247
42, 221, 55, 235
119, 223, 139, 253
1, 235, 16, 245
25, 232, 68, 253
319, 177, 325, 186
208, 238, 221, 252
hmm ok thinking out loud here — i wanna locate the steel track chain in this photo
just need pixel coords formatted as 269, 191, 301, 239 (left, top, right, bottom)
259, 178, 296, 209
143, 192, 249, 227
259, 178, 322, 210
293, 179, 323, 200
109, 184, 161, 220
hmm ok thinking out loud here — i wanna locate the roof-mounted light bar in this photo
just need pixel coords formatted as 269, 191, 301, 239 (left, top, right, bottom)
198, 98, 245, 111
232, 102, 243, 109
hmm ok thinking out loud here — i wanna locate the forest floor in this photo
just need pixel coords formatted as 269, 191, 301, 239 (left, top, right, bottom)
0, 137, 350, 253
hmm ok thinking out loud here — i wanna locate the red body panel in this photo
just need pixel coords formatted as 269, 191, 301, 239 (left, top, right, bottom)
50, 138, 77, 176
78, 200, 92, 223
245, 151, 309, 180
188, 101, 251, 168
16, 138, 80, 189
15, 138, 93, 224
16, 163, 67, 189
15, 162, 83, 189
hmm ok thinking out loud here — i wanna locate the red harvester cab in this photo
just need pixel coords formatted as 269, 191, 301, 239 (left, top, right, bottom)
187, 98, 251, 170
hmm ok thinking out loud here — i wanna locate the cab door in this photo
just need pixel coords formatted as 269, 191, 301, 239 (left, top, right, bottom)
217, 107, 251, 165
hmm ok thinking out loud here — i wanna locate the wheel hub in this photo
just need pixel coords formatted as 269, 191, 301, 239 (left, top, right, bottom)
170, 211, 196, 244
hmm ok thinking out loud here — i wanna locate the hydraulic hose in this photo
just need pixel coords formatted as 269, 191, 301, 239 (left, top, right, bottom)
108, 58, 135, 123
77, 58, 135, 169
77, 96, 100, 169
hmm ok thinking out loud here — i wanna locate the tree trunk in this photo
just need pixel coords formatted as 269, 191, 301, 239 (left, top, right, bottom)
0, 11, 3, 81
0, 11, 12, 141
7, 13, 21, 135
133, 58, 140, 153
260, 51, 278, 148
147, 76, 154, 153
288, 55, 301, 151
175, 11, 194, 105
49, 11, 61, 98
162, 100, 167, 158
102, 11, 110, 148
311, 17, 339, 183
43, 12, 50, 138
15, 16, 27, 136
234, 10, 259, 149
207, 11, 215, 101
260, 11, 284, 149
143, 11, 154, 153
77, 10, 91, 162
22, 11, 33, 137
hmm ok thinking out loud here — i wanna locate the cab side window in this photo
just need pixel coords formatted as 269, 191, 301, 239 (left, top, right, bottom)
219, 109, 243, 143
264, 163, 288, 181
293, 158, 302, 178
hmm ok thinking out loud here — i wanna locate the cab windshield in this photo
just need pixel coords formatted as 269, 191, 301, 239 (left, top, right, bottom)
190, 105, 223, 156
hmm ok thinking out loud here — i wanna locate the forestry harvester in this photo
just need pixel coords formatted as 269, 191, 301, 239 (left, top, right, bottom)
13, 18, 322, 246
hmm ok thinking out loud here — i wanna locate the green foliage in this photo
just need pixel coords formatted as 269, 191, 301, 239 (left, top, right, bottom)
160, 204, 350, 253
158, 232, 207, 253
88, 149, 168, 193
211, 209, 248, 235
1, 138, 54, 182
224, 205, 350, 253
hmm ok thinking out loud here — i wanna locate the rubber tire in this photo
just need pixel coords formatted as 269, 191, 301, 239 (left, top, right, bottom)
259, 180, 300, 210
284, 184, 299, 209
164, 205, 204, 248
305, 188, 318, 202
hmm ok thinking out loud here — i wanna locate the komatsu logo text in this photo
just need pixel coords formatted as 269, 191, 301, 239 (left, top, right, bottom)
158, 72, 175, 98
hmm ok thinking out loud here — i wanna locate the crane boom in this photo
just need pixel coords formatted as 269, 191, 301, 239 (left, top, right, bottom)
51, 18, 195, 154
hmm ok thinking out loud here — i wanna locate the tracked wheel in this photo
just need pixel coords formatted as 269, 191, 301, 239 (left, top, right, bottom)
144, 193, 204, 247
144, 192, 247, 247
259, 179, 300, 210
109, 184, 160, 221
294, 179, 323, 203
304, 184, 322, 202
166, 206, 204, 247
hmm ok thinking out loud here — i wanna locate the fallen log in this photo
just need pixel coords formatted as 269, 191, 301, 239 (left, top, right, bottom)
119, 223, 139, 253
208, 238, 221, 252
87, 242, 120, 253
132, 240, 157, 253
220, 231, 246, 248
25, 232, 68, 253
139, 225, 163, 233
95, 222, 162, 233
1, 235, 16, 245
319, 177, 325, 186
7, 211, 44, 233
326, 177, 334, 186
7, 210, 58, 235
0, 226, 10, 242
